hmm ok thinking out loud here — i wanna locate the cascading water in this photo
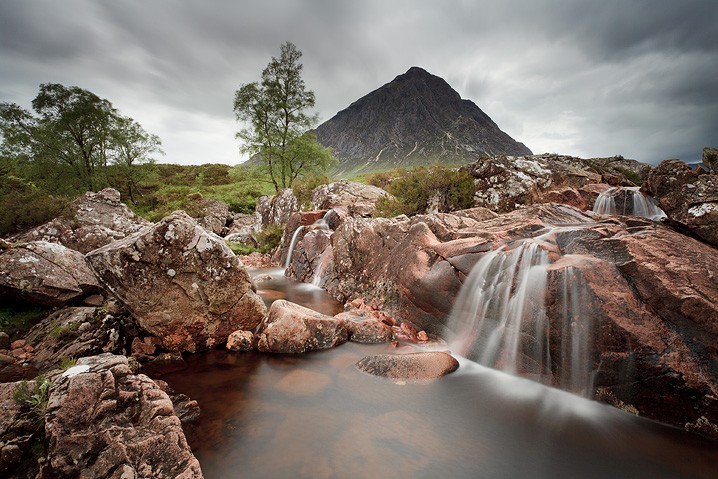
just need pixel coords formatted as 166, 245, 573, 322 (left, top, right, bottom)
592, 186, 666, 220
311, 246, 332, 287
283, 226, 304, 269
448, 227, 598, 396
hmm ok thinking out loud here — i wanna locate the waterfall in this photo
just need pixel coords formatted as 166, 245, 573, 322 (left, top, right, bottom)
448, 229, 597, 396
311, 246, 332, 287
283, 226, 304, 269
592, 187, 617, 215
592, 186, 665, 220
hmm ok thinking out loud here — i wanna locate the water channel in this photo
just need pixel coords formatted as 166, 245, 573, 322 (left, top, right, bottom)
160, 268, 718, 479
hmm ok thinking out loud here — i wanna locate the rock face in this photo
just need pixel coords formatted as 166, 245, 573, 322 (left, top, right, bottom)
355, 352, 459, 381
24, 307, 126, 373
86, 211, 266, 353
0, 380, 42, 477
315, 66, 532, 175
460, 154, 650, 213
703, 146, 718, 174
42, 353, 203, 478
643, 159, 718, 246
256, 300, 348, 353
0, 241, 99, 307
14, 188, 150, 254
311, 180, 391, 217
255, 188, 298, 228
285, 202, 718, 433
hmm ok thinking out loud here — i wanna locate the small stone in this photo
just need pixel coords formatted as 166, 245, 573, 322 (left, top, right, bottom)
10, 339, 25, 350
226, 330, 254, 351
0, 332, 9, 350
83, 294, 104, 306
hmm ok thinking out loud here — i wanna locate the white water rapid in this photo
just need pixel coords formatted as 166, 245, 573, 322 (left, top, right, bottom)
448, 227, 597, 396
592, 186, 666, 220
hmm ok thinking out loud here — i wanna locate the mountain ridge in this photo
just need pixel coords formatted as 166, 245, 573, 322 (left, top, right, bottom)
315, 66, 532, 176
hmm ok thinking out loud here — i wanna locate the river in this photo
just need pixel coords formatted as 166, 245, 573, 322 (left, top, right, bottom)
160, 268, 718, 479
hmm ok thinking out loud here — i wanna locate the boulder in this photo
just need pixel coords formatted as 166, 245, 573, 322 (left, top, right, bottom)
256, 300, 348, 353
0, 241, 99, 307
193, 199, 229, 235
311, 180, 390, 217
642, 159, 718, 246
24, 307, 126, 373
336, 311, 394, 343
255, 188, 298, 228
355, 352, 459, 381
13, 188, 151, 254
226, 330, 254, 352
41, 353, 203, 478
224, 213, 258, 247
274, 210, 330, 266
703, 146, 718, 174
86, 211, 266, 353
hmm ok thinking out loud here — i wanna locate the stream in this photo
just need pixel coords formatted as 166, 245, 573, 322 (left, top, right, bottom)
160, 268, 718, 479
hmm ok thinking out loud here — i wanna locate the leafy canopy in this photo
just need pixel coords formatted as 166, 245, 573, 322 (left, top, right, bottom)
0, 83, 162, 194
233, 42, 336, 192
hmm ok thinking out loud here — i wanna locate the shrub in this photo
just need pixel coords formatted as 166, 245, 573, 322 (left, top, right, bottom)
0, 176, 69, 236
13, 376, 51, 426
372, 166, 475, 217
255, 224, 284, 254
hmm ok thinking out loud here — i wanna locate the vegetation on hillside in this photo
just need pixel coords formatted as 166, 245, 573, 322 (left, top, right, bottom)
368, 165, 475, 217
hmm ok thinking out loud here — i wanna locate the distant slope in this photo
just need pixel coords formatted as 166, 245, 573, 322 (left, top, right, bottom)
315, 66, 532, 176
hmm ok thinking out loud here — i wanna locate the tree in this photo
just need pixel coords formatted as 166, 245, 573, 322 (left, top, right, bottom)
109, 116, 163, 203
233, 42, 336, 192
0, 83, 162, 194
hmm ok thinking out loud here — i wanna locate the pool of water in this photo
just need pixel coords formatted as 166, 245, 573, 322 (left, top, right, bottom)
160, 269, 718, 479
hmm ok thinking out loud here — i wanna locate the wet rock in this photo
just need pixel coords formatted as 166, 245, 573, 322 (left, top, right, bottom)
42, 353, 203, 478
336, 311, 394, 343
0, 332, 9, 351
226, 330, 254, 352
0, 241, 99, 307
256, 300, 348, 354
131, 336, 162, 357
24, 307, 126, 373
274, 210, 330, 265
285, 227, 333, 284
13, 188, 151, 254
255, 188, 298, 228
86, 211, 266, 353
355, 352, 459, 381
642, 159, 718, 246
311, 180, 391, 217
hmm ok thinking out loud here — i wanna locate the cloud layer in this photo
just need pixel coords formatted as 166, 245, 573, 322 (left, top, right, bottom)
1, 0, 716, 165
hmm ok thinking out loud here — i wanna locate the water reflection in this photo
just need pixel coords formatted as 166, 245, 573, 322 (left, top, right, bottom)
160, 269, 718, 479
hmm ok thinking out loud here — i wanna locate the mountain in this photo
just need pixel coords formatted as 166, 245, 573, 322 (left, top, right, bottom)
315, 66, 532, 176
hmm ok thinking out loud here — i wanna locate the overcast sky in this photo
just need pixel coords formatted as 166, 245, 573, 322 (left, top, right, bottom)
1, 0, 716, 166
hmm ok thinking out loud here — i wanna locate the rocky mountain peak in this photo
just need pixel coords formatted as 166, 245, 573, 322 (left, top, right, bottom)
316, 66, 532, 175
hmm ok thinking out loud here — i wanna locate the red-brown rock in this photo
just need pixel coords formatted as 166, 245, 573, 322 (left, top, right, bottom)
86, 211, 266, 353
336, 311, 394, 343
256, 300, 348, 353
355, 352, 459, 382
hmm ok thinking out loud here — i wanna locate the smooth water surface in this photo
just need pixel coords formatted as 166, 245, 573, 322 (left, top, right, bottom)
160, 269, 718, 479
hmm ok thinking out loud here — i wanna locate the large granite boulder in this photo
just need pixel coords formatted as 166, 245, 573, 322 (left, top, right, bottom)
14, 188, 151, 254
42, 353, 202, 478
311, 180, 390, 217
86, 212, 266, 353
0, 241, 99, 307
255, 188, 298, 228
256, 300, 348, 353
642, 159, 718, 246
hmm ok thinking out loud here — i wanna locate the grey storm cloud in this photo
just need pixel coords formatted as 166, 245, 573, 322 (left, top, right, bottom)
1, 0, 716, 165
